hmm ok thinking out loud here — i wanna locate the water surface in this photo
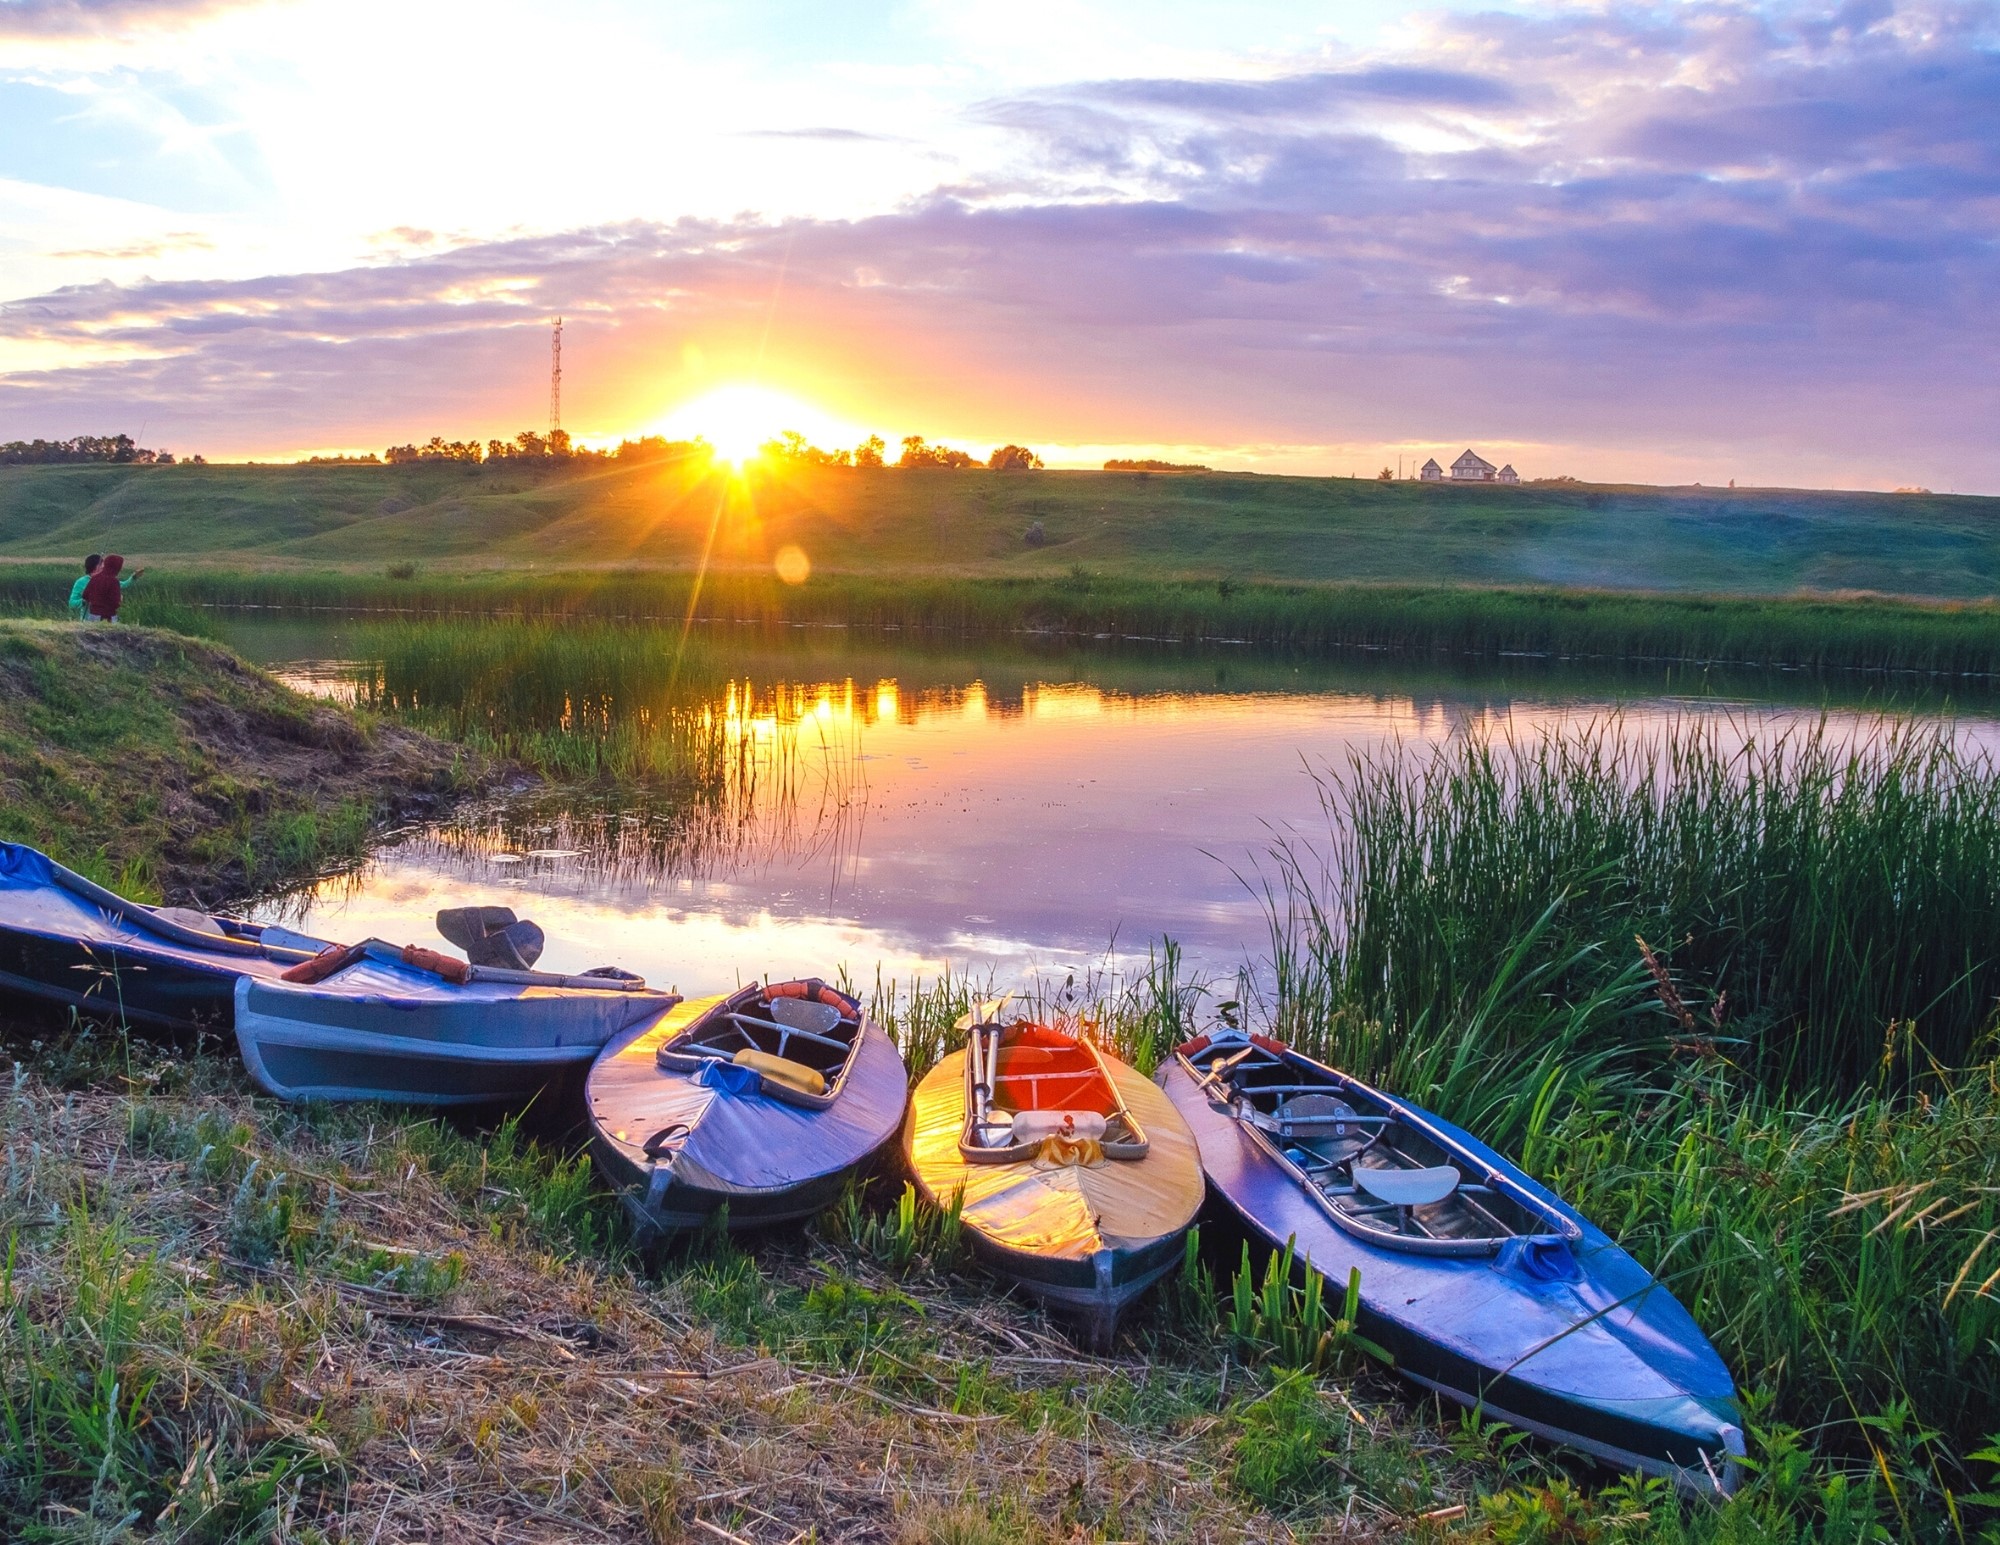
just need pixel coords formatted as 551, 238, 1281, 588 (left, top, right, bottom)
219, 617, 2000, 999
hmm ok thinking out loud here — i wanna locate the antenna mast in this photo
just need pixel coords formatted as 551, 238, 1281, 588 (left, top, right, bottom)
549, 318, 563, 441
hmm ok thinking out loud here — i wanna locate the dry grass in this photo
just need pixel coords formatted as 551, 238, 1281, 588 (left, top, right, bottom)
0, 1019, 1506, 1544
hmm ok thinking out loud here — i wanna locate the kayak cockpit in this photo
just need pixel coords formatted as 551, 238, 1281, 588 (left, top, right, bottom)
959, 1018, 1148, 1164
1181, 1030, 1579, 1257
654, 979, 864, 1109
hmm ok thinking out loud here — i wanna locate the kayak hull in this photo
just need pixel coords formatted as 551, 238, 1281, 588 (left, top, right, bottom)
235, 966, 674, 1107
588, 992, 910, 1241
1159, 1056, 1743, 1493
0, 843, 324, 1033
906, 1044, 1203, 1350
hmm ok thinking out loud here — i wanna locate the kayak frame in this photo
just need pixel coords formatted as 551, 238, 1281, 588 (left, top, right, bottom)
1180, 1031, 1580, 1256
653, 979, 866, 1112
958, 1018, 1148, 1164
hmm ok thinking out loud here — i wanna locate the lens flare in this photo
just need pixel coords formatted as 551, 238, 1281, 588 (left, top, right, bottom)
774, 544, 811, 585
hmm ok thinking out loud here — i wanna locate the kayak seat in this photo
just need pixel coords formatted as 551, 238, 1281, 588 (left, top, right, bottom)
153, 906, 228, 941
733, 1047, 828, 1098
1353, 1164, 1461, 1208
1010, 1109, 1108, 1144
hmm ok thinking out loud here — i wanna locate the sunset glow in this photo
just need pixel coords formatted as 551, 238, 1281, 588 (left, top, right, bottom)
654, 385, 863, 467
1, 1, 1993, 487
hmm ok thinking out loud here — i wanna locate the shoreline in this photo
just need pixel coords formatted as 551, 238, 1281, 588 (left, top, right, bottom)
6, 565, 2000, 679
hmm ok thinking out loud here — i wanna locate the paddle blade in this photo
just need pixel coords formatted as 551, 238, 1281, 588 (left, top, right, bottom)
436, 905, 519, 952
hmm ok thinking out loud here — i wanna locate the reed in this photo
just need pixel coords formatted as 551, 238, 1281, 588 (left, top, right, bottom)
9, 563, 2000, 678
1261, 718, 2000, 1474
1272, 715, 2000, 1094
346, 618, 730, 787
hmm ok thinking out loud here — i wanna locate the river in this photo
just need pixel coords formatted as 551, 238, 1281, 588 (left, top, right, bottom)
215, 616, 2000, 1003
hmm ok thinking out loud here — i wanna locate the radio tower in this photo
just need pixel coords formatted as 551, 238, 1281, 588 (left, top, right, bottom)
548, 318, 563, 442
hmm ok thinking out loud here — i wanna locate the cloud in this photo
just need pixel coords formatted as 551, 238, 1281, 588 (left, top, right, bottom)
0, 0, 259, 38
48, 230, 214, 261
3, 1, 1997, 487
737, 127, 913, 143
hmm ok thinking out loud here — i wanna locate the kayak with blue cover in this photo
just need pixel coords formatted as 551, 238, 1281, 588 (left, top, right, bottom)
588, 980, 909, 1240
0, 841, 332, 1031
1160, 1028, 1745, 1494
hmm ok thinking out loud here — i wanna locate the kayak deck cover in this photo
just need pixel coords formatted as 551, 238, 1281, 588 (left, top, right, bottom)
236, 948, 675, 1105
0, 842, 327, 1028
589, 980, 909, 1237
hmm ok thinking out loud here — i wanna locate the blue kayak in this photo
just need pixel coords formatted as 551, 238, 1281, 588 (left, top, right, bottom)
588, 980, 909, 1240
236, 946, 676, 1106
1160, 1029, 1744, 1494
0, 841, 332, 1032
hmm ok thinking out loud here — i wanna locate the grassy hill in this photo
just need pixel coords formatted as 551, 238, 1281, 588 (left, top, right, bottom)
5, 460, 2000, 599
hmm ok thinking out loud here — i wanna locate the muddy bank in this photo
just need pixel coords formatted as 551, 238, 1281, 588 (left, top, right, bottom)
0, 620, 492, 904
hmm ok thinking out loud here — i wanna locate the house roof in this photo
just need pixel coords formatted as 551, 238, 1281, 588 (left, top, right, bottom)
1451, 449, 1496, 471
1419, 457, 1442, 471
1498, 464, 1517, 475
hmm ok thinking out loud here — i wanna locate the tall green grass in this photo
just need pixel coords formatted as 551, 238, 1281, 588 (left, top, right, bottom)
1272, 717, 2000, 1093
1260, 719, 2000, 1473
348, 618, 730, 786
6, 564, 2000, 677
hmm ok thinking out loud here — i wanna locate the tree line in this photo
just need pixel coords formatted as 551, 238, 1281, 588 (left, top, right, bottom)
380, 431, 714, 466
762, 431, 1044, 471
0, 434, 199, 466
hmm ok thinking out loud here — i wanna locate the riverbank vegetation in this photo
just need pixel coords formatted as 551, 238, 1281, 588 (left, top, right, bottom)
8, 563, 2000, 678
1242, 719, 2000, 1529
0, 621, 479, 902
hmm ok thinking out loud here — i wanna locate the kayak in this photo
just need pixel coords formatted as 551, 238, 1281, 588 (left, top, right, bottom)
0, 841, 332, 1032
235, 941, 675, 1105
906, 1012, 1203, 1349
588, 979, 908, 1241
1161, 1028, 1745, 1493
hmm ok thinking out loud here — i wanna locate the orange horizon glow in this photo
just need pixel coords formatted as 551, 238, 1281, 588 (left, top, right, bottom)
649, 383, 867, 466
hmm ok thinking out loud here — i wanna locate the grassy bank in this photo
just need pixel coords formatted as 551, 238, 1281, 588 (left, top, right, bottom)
0, 621, 480, 902
1250, 719, 2000, 1514
1, 960, 1979, 1544
4, 458, 1999, 599
8, 563, 2000, 678
0, 985, 1526, 1544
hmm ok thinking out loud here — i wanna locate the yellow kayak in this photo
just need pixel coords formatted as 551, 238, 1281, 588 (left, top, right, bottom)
905, 1018, 1204, 1348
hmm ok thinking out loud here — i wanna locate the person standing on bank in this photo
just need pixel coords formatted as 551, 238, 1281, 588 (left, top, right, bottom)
67, 555, 102, 619
80, 554, 144, 621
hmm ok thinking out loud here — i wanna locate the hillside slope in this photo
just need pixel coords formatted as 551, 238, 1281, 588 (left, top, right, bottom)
3, 460, 1998, 598
0, 621, 476, 902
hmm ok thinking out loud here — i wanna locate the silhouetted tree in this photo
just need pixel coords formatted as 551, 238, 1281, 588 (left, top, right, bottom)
761, 430, 851, 466
614, 435, 707, 463
385, 436, 483, 463
987, 444, 1044, 471
1102, 458, 1210, 472
898, 435, 975, 469
853, 434, 886, 468
0, 433, 159, 465
1377, 467, 1394, 481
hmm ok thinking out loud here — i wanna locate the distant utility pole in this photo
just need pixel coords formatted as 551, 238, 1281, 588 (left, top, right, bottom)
549, 318, 563, 440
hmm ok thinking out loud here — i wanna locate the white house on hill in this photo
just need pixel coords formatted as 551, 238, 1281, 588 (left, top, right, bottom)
1418, 457, 1444, 482
1497, 464, 1519, 484
1451, 449, 1497, 482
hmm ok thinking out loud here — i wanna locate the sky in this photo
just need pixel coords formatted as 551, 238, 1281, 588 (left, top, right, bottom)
0, 0, 1995, 488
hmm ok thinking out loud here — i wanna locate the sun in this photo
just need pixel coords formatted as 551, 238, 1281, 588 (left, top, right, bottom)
652, 384, 862, 466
